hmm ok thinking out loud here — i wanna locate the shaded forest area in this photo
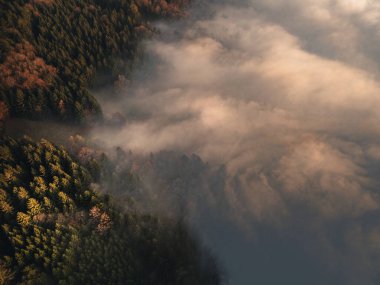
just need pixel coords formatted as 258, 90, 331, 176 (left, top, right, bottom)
0, 137, 223, 284
0, 0, 188, 122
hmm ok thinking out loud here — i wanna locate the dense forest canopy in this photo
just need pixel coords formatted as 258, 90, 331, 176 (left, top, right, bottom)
0, 0, 188, 122
0, 137, 223, 284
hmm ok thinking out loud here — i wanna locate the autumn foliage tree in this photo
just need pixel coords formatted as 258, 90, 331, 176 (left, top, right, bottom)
0, 41, 56, 90
0, 262, 14, 285
137, 0, 190, 17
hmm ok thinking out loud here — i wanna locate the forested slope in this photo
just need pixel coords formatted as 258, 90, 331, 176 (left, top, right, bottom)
0, 0, 187, 122
0, 137, 222, 284
0, 1, 224, 284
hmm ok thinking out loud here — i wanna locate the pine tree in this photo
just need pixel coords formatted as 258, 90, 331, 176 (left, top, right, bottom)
16, 212, 31, 227
27, 198, 41, 216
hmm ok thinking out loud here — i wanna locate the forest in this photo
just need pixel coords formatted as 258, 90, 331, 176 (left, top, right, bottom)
0, 0, 188, 122
0, 0, 224, 284
0, 137, 222, 284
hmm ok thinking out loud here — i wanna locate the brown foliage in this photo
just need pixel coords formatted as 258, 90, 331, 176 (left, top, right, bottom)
89, 206, 112, 234
0, 41, 57, 90
0, 262, 14, 285
138, 0, 189, 17
77, 147, 101, 163
0, 102, 9, 122
97, 212, 111, 234
89, 206, 101, 220
165, 0, 189, 16
32, 212, 86, 227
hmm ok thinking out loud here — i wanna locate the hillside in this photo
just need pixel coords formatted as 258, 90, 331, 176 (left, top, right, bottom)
0, 137, 222, 284
0, 0, 187, 122
0, 1, 226, 284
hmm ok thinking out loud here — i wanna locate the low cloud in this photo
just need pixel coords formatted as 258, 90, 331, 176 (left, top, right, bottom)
92, 1, 380, 284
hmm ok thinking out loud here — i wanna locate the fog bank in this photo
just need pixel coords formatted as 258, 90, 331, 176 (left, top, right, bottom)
92, 1, 380, 284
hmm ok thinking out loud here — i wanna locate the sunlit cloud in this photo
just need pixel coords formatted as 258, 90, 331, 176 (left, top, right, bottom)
92, 1, 380, 283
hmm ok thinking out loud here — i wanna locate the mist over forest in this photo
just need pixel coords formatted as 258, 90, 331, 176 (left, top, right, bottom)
92, 1, 380, 284
2, 0, 380, 284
